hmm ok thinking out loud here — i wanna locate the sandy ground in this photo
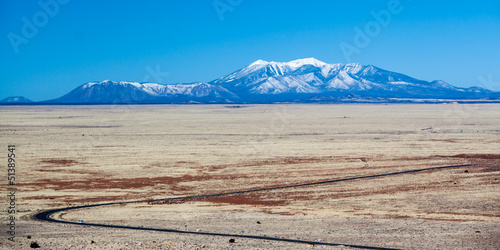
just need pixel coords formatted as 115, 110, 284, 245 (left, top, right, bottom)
0, 104, 499, 249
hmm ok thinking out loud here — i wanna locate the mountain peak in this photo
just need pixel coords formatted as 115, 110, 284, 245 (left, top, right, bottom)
249, 59, 269, 67
287, 58, 327, 68
0, 96, 33, 103
248, 58, 328, 69
83, 80, 113, 88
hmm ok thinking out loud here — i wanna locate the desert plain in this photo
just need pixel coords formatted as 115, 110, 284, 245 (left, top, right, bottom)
1, 104, 499, 249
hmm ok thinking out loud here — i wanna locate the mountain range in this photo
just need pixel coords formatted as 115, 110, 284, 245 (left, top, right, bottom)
3, 58, 499, 104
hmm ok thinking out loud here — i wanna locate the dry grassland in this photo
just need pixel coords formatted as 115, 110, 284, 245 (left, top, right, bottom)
1, 104, 499, 249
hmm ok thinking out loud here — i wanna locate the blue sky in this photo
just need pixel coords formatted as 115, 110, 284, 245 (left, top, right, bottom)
1, 0, 499, 101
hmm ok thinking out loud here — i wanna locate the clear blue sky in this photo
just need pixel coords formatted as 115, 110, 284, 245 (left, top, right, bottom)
1, 0, 499, 101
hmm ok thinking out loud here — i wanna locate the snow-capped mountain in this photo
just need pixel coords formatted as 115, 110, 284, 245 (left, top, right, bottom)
36, 58, 498, 104
0, 96, 33, 103
47, 80, 237, 104
210, 58, 493, 100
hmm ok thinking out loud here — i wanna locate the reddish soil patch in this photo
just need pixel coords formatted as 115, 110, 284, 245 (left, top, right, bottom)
423, 218, 481, 222
25, 195, 125, 203
36, 169, 105, 176
20, 174, 230, 192
25, 195, 65, 200
39, 158, 80, 166
175, 161, 197, 164
437, 211, 500, 218
449, 154, 500, 160
37, 169, 65, 173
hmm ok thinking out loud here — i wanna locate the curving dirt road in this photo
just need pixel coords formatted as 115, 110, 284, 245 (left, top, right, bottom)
33, 164, 473, 249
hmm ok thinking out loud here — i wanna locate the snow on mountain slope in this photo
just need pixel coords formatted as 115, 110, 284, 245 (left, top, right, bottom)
0, 96, 33, 103
40, 58, 498, 104
211, 59, 396, 94
252, 75, 322, 94
209, 58, 489, 99
49, 80, 237, 103
287, 57, 327, 68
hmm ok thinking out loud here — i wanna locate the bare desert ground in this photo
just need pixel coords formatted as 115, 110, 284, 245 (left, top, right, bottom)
1, 104, 499, 249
